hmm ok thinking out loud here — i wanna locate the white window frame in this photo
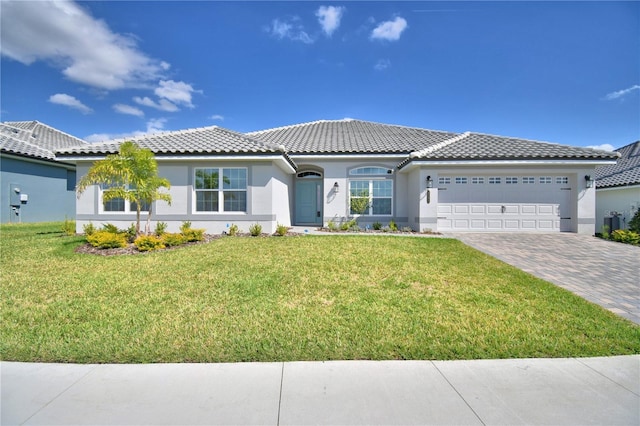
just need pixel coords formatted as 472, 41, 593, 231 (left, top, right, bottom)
455, 177, 468, 184
193, 167, 248, 214
489, 177, 501, 184
522, 177, 535, 184
539, 176, 552, 184
556, 176, 569, 184
438, 177, 451, 185
471, 177, 485, 184
505, 177, 518, 184
348, 179, 393, 216
100, 184, 150, 214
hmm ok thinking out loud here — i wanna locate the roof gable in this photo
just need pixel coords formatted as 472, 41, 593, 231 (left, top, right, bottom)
595, 141, 640, 188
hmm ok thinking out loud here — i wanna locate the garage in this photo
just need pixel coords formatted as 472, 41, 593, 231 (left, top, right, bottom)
436, 174, 573, 232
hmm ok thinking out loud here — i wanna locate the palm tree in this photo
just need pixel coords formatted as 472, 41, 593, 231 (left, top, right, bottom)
76, 141, 172, 235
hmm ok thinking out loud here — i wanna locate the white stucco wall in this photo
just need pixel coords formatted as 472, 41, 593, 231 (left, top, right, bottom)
75, 159, 293, 235
595, 185, 640, 233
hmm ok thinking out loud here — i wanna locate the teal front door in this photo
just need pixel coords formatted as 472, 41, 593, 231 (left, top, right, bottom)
295, 180, 322, 225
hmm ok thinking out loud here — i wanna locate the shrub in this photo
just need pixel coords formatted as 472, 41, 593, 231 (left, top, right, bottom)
134, 235, 166, 252
628, 210, 640, 233
180, 221, 192, 233
388, 220, 398, 232
348, 222, 361, 232
101, 223, 120, 234
401, 226, 413, 233
154, 222, 168, 237
339, 221, 351, 231
228, 223, 239, 236
83, 222, 97, 236
87, 231, 127, 249
601, 224, 610, 240
124, 223, 137, 243
611, 230, 640, 246
162, 233, 187, 247
61, 218, 75, 236
275, 223, 288, 236
372, 221, 382, 231
249, 223, 262, 236
182, 228, 205, 242
327, 220, 339, 231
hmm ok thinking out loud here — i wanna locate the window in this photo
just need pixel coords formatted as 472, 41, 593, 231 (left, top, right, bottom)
438, 177, 451, 185
506, 177, 518, 184
471, 177, 485, 184
522, 177, 535, 184
195, 168, 247, 212
297, 171, 322, 178
455, 177, 468, 184
101, 184, 149, 213
556, 176, 569, 184
539, 176, 552, 184
349, 167, 392, 176
349, 180, 392, 216
489, 177, 501, 184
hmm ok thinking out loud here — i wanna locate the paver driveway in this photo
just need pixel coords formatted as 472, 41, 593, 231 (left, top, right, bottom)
452, 233, 640, 325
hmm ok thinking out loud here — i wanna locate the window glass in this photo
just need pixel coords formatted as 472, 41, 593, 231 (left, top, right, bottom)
196, 191, 218, 212
539, 177, 552, 184
471, 177, 484, 184
195, 167, 247, 212
438, 177, 451, 185
455, 177, 468, 184
349, 179, 392, 216
195, 168, 219, 189
523, 177, 535, 184
506, 177, 518, 184
349, 167, 391, 175
489, 177, 501, 184
556, 176, 568, 184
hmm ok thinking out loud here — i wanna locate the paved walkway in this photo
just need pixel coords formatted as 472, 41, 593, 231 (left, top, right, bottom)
452, 233, 640, 325
2, 356, 638, 425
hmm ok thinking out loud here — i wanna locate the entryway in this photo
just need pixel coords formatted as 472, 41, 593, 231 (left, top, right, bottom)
294, 171, 323, 226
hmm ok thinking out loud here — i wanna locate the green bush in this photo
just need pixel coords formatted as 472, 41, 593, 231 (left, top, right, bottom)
162, 233, 187, 247
134, 235, 166, 252
154, 222, 168, 237
101, 223, 120, 234
86, 231, 127, 249
628, 210, 640, 233
327, 220, 339, 231
372, 221, 382, 230
249, 223, 262, 236
611, 229, 640, 246
228, 223, 239, 236
83, 222, 97, 236
124, 223, 137, 243
182, 228, 205, 242
388, 220, 398, 232
275, 223, 288, 236
61, 218, 75, 236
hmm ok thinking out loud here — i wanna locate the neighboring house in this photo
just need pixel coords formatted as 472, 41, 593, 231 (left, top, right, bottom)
1, 121, 87, 223
594, 140, 640, 232
56, 119, 619, 235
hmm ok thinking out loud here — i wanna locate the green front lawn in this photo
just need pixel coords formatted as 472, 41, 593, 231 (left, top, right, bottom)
1, 222, 638, 363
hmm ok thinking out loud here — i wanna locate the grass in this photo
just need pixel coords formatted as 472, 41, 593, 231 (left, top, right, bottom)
1, 222, 638, 363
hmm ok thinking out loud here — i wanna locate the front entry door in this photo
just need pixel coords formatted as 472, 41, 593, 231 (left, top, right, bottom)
295, 180, 322, 225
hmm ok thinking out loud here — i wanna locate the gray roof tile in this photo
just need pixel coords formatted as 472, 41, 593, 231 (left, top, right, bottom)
248, 119, 459, 154
1, 121, 87, 161
595, 141, 640, 188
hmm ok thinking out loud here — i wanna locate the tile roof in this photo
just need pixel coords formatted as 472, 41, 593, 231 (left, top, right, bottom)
402, 132, 620, 164
595, 141, 640, 188
55, 125, 297, 169
1, 121, 87, 161
247, 119, 459, 154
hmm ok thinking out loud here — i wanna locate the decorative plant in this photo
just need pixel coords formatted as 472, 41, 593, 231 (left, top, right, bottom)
388, 220, 398, 231
249, 223, 262, 236
61, 217, 75, 236
82, 222, 96, 236
628, 209, 640, 233
154, 222, 168, 237
134, 235, 165, 252
228, 223, 239, 236
275, 223, 288, 236
372, 221, 382, 230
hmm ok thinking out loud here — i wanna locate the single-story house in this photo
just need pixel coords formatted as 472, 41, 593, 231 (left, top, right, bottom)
1, 121, 87, 223
594, 140, 640, 232
56, 119, 619, 235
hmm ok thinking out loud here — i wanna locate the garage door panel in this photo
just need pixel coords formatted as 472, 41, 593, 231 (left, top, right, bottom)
504, 220, 520, 229
454, 219, 470, 229
437, 205, 452, 214
538, 205, 555, 215
470, 220, 486, 229
487, 220, 503, 229
454, 205, 469, 214
470, 205, 485, 214
487, 205, 502, 214
521, 205, 536, 214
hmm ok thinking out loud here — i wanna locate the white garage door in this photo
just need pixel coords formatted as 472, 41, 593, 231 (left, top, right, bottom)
436, 175, 572, 232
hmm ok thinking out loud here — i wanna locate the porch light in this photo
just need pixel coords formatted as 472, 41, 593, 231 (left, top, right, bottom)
426, 176, 433, 188
585, 175, 594, 188
333, 182, 339, 193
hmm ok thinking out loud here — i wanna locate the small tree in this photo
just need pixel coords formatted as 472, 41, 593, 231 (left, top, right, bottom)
349, 190, 370, 223
76, 141, 172, 235
628, 209, 640, 233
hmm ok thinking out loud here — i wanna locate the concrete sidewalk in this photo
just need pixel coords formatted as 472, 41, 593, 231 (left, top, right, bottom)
2, 356, 638, 425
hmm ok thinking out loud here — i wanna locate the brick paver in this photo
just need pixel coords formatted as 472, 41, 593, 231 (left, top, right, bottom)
452, 233, 640, 325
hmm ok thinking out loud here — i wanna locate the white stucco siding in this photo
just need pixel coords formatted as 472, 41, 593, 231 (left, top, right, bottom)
596, 186, 640, 233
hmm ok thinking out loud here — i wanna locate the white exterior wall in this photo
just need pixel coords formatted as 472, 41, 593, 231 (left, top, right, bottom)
293, 157, 410, 229
75, 159, 293, 235
595, 185, 640, 233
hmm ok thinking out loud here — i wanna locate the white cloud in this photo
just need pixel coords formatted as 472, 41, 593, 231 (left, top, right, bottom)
371, 17, 408, 41
316, 6, 345, 37
85, 118, 168, 142
133, 96, 179, 112
154, 80, 198, 108
604, 85, 640, 101
586, 143, 616, 152
113, 103, 144, 117
210, 114, 225, 121
48, 93, 93, 114
0, 1, 170, 90
267, 18, 314, 44
374, 59, 391, 71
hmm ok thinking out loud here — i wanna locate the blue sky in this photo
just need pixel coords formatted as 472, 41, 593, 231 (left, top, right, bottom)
1, 1, 638, 150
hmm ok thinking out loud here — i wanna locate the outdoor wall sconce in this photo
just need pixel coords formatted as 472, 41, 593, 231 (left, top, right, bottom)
585, 175, 594, 188
426, 176, 433, 188
333, 182, 339, 193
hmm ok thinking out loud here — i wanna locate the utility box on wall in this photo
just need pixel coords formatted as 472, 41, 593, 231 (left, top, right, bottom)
10, 184, 21, 206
